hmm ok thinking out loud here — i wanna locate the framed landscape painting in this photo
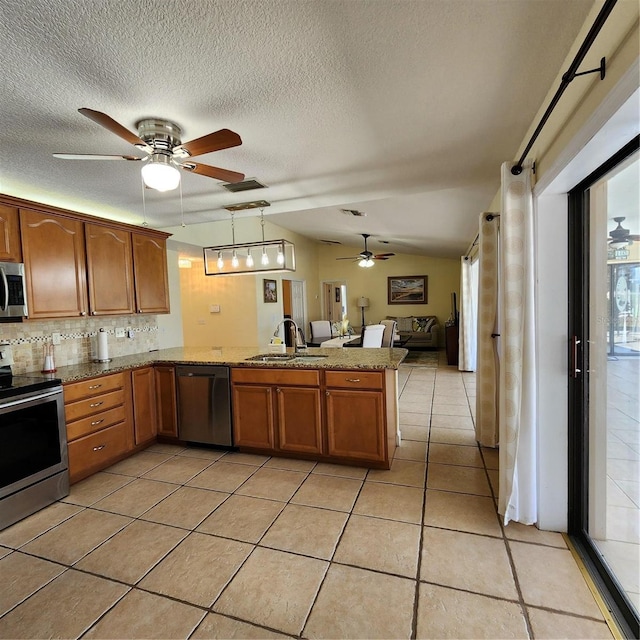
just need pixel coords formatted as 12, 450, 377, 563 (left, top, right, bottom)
388, 275, 428, 304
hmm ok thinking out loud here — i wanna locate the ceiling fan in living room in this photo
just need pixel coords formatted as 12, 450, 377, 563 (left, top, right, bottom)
336, 233, 395, 268
608, 217, 640, 247
53, 108, 245, 191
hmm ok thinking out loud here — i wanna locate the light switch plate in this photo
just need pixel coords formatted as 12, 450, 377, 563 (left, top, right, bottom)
115, 327, 125, 338
209, 304, 220, 313
51, 332, 61, 345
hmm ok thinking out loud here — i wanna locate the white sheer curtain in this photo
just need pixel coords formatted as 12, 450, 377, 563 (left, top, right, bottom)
499, 161, 537, 526
475, 213, 500, 448
459, 255, 478, 372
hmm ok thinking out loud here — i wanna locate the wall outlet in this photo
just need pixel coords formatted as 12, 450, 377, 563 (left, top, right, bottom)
209, 304, 220, 313
51, 332, 61, 346
127, 329, 135, 339
115, 327, 125, 338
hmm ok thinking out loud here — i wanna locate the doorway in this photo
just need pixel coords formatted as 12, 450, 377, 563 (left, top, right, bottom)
282, 278, 306, 340
322, 281, 347, 325
568, 137, 639, 637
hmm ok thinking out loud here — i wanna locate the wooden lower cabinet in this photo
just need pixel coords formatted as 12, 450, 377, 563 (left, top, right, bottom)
64, 372, 133, 483
155, 366, 178, 438
277, 386, 323, 454
131, 367, 158, 445
232, 367, 388, 466
325, 389, 385, 463
233, 384, 275, 449
231, 368, 322, 455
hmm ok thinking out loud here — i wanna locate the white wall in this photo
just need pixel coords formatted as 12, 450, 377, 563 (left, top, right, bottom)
156, 248, 185, 349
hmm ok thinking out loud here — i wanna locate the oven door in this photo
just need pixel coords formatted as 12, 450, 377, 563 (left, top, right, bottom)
0, 387, 68, 499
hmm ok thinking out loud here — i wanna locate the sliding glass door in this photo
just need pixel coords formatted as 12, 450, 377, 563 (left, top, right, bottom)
568, 137, 639, 637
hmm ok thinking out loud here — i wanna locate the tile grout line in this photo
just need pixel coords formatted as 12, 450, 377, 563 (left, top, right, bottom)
410, 364, 437, 640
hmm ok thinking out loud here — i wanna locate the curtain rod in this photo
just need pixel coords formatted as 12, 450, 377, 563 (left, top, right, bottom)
511, 0, 617, 176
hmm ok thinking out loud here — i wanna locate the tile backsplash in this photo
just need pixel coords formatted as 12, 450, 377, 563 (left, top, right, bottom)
0, 315, 159, 375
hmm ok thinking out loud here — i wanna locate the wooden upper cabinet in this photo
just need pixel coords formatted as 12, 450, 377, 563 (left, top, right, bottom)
20, 209, 88, 319
0, 205, 21, 262
85, 223, 135, 315
132, 232, 170, 314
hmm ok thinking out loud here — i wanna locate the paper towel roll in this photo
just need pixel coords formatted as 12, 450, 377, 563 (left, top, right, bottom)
97, 330, 109, 361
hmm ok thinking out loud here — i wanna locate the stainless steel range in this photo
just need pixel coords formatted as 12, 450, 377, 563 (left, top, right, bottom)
0, 362, 69, 531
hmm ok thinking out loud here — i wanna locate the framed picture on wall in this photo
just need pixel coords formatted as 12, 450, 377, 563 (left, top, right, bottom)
387, 275, 428, 304
335, 287, 341, 303
263, 279, 278, 303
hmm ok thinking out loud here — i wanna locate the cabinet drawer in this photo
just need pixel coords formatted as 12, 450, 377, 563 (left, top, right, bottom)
68, 421, 130, 481
232, 367, 319, 386
64, 372, 126, 403
65, 389, 125, 423
325, 370, 384, 390
66, 405, 127, 442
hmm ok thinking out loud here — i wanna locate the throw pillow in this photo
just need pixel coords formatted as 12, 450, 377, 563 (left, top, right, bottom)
413, 317, 428, 332
396, 317, 413, 333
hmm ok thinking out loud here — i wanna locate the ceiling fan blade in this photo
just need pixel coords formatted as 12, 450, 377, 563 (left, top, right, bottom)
180, 161, 245, 183
53, 153, 143, 161
173, 129, 242, 157
78, 108, 150, 151
336, 256, 360, 260
374, 253, 395, 258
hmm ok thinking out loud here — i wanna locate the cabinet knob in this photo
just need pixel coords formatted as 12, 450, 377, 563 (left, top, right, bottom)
326, 391, 330, 396
80, 311, 87, 316
91, 311, 96, 315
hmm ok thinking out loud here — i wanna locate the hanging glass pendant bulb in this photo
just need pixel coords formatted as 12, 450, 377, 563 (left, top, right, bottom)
246, 249, 254, 267
261, 246, 270, 265
277, 245, 285, 265
231, 249, 239, 268
217, 251, 224, 269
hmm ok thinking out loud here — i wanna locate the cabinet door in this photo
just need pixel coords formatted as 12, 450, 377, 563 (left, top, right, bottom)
85, 223, 135, 315
232, 384, 275, 449
277, 386, 323, 454
155, 366, 178, 438
0, 204, 21, 262
20, 210, 88, 318
132, 367, 158, 445
132, 233, 170, 314
325, 389, 386, 462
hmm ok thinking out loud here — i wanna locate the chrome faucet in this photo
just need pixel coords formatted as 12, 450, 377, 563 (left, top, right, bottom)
273, 319, 304, 353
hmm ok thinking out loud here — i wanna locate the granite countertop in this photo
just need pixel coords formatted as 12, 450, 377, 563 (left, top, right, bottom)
54, 346, 409, 383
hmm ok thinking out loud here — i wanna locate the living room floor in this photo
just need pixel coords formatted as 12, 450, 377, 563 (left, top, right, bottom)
0, 354, 613, 639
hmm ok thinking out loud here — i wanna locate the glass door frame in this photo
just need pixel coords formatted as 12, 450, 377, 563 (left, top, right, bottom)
567, 134, 639, 638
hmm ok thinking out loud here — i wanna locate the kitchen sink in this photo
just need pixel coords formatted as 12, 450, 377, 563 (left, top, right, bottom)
246, 354, 295, 362
245, 353, 329, 362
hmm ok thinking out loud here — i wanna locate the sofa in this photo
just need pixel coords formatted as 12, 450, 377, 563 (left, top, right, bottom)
385, 315, 439, 349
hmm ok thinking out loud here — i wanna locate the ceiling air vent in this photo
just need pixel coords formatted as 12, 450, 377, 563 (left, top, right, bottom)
224, 200, 270, 212
340, 209, 366, 217
320, 239, 342, 245
222, 179, 267, 193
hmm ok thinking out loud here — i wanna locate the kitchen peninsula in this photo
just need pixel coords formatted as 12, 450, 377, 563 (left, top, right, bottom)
57, 346, 408, 483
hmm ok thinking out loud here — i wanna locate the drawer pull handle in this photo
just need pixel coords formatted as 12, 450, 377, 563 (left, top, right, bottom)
91, 419, 104, 426
88, 384, 102, 390
89, 401, 103, 408
345, 378, 361, 383
93, 444, 106, 452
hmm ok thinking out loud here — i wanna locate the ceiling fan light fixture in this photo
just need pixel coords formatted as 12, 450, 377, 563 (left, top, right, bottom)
141, 153, 181, 191
359, 258, 374, 268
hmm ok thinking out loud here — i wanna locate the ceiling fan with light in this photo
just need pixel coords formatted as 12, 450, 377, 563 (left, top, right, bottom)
608, 217, 639, 247
54, 108, 245, 191
336, 233, 395, 268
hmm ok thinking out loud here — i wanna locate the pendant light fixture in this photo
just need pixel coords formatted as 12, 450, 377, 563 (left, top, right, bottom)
204, 206, 295, 276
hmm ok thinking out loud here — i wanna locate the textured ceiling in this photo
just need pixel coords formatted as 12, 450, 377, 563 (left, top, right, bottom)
1, 0, 594, 258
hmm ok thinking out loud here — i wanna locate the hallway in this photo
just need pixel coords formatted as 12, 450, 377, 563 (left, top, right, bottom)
0, 355, 613, 638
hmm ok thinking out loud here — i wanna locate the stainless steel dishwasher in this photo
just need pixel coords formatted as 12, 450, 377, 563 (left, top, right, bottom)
176, 365, 233, 446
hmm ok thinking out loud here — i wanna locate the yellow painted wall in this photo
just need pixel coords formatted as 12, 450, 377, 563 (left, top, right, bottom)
318, 242, 460, 345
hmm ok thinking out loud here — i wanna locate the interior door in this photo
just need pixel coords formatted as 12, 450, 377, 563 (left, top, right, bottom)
568, 138, 639, 637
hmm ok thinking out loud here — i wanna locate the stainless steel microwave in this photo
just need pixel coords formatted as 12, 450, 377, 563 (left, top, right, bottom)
0, 262, 28, 319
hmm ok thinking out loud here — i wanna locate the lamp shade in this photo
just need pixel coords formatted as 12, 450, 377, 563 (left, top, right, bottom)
357, 297, 369, 309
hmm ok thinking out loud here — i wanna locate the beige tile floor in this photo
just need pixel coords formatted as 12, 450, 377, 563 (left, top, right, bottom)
0, 353, 614, 639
